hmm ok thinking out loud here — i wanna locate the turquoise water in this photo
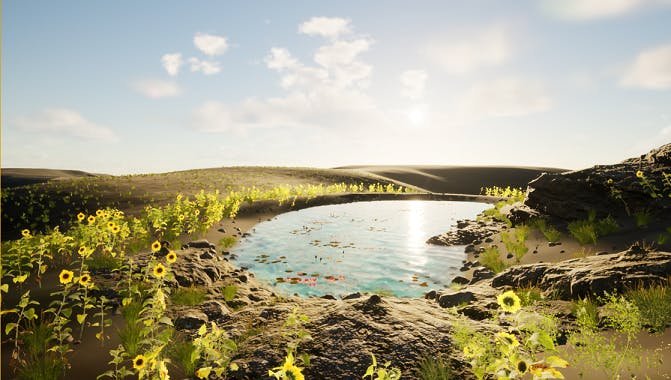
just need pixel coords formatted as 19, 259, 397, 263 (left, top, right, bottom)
231, 200, 489, 297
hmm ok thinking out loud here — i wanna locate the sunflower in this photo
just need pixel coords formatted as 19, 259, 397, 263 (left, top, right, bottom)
269, 352, 304, 380
111, 225, 121, 233
132, 354, 146, 370
516, 359, 529, 374
166, 251, 177, 264
88, 215, 96, 224
78, 246, 88, 256
495, 331, 520, 348
153, 263, 166, 278
77, 212, 86, 221
79, 273, 92, 287
21, 229, 31, 237
497, 290, 521, 313
107, 221, 116, 229
59, 269, 74, 285
96, 209, 104, 217
607, 178, 613, 185
636, 170, 644, 178
151, 240, 162, 252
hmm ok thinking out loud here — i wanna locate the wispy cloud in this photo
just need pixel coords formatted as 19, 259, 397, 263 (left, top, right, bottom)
620, 44, 671, 89
161, 53, 183, 76
299, 17, 351, 40
421, 26, 513, 75
193, 32, 229, 56
133, 79, 181, 98
460, 77, 552, 118
400, 70, 428, 100
16, 108, 119, 142
541, 0, 671, 20
188, 57, 221, 75
191, 17, 384, 133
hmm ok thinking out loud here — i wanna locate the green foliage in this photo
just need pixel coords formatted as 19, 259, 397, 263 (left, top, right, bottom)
633, 209, 654, 228
192, 322, 238, 379
532, 218, 561, 243
86, 252, 123, 271
594, 215, 619, 236
516, 286, 544, 307
219, 236, 237, 249
418, 356, 453, 380
501, 226, 529, 263
481, 186, 525, 202
568, 220, 598, 245
222, 285, 237, 302
363, 354, 402, 380
171, 287, 207, 306
625, 282, 671, 333
480, 246, 508, 274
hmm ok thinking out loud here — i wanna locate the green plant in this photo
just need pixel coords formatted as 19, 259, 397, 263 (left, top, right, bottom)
480, 246, 508, 273
85, 252, 123, 271
633, 209, 654, 228
568, 221, 598, 245
501, 226, 529, 263
532, 219, 562, 243
594, 215, 619, 236
363, 354, 402, 380
418, 356, 452, 380
625, 282, 671, 333
192, 322, 238, 379
171, 287, 207, 306
222, 285, 237, 302
219, 236, 237, 249
516, 286, 543, 307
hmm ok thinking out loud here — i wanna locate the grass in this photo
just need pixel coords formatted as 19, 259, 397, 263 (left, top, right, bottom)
219, 236, 237, 249
571, 297, 599, 331
633, 210, 654, 228
418, 356, 453, 380
532, 218, 562, 243
626, 282, 671, 333
169, 338, 199, 377
516, 286, 543, 306
171, 287, 208, 306
480, 246, 508, 274
86, 252, 123, 271
567, 221, 598, 245
222, 285, 237, 302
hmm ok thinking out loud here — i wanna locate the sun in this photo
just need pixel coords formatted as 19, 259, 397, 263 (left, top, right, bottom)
406, 105, 426, 125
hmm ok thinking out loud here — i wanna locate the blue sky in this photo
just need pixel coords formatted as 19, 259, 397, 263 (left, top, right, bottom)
3, 1, 671, 174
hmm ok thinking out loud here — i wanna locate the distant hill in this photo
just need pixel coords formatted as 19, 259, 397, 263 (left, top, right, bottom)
336, 165, 569, 194
1, 168, 100, 188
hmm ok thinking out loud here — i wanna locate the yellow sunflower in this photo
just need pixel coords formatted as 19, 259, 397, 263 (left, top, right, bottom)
516, 359, 529, 374
21, 229, 31, 237
151, 240, 162, 252
132, 354, 146, 370
111, 225, 121, 233
607, 178, 613, 185
59, 269, 74, 285
636, 170, 644, 178
153, 263, 166, 278
495, 331, 520, 348
79, 273, 92, 288
107, 221, 116, 229
166, 251, 177, 264
77, 212, 86, 221
96, 209, 104, 217
78, 246, 88, 256
497, 290, 521, 313
88, 215, 96, 224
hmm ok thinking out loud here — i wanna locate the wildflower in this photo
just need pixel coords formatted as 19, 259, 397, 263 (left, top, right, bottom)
111, 225, 120, 233
79, 273, 92, 288
77, 212, 86, 221
107, 221, 116, 229
269, 351, 304, 380
78, 246, 88, 256
166, 251, 177, 264
88, 215, 96, 224
497, 290, 522, 313
636, 170, 644, 178
607, 178, 613, 185
516, 359, 529, 374
21, 229, 31, 237
495, 331, 520, 348
132, 354, 146, 370
153, 263, 166, 278
59, 269, 74, 285
96, 209, 104, 217
158, 359, 170, 380
151, 240, 162, 252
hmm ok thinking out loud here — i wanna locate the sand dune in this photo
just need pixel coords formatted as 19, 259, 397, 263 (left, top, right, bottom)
337, 165, 568, 194
1, 168, 99, 188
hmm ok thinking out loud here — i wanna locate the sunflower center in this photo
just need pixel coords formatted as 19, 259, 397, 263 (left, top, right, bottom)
503, 296, 515, 306
517, 360, 528, 373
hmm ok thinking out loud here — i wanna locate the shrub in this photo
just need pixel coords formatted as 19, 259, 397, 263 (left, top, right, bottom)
418, 356, 452, 380
568, 221, 598, 245
626, 282, 671, 333
480, 246, 508, 274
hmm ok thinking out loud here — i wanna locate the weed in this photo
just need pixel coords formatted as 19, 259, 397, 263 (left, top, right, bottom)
633, 210, 654, 228
362, 354, 402, 380
516, 286, 543, 307
222, 285, 237, 302
625, 282, 671, 333
480, 246, 508, 273
418, 356, 452, 380
171, 287, 207, 306
219, 236, 237, 249
568, 221, 598, 245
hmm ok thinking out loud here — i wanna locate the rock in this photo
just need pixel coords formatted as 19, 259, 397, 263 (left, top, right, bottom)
549, 242, 561, 247
201, 300, 229, 320
237, 275, 248, 283
218, 228, 226, 233
175, 310, 208, 330
506, 253, 513, 259
200, 251, 215, 260
451, 276, 470, 285
424, 290, 438, 300
465, 245, 475, 253
187, 240, 216, 250
342, 292, 362, 300
438, 291, 475, 308
470, 267, 495, 284
427, 219, 505, 246
248, 294, 262, 302
458, 305, 493, 321
321, 294, 337, 300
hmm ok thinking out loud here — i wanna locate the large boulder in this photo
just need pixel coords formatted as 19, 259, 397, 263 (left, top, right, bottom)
525, 143, 671, 221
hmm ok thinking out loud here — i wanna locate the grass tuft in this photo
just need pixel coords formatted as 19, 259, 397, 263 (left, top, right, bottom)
418, 356, 453, 380
625, 282, 671, 334
480, 246, 508, 274
171, 287, 207, 306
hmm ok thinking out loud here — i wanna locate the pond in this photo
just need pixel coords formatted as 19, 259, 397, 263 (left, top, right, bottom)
231, 200, 490, 297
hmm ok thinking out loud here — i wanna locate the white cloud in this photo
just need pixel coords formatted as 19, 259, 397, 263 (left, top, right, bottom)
161, 53, 183, 76
421, 26, 513, 75
15, 108, 119, 142
400, 70, 428, 99
191, 18, 385, 133
193, 32, 229, 56
620, 44, 671, 89
299, 17, 351, 40
133, 79, 181, 98
541, 0, 671, 20
188, 57, 221, 75
461, 78, 552, 118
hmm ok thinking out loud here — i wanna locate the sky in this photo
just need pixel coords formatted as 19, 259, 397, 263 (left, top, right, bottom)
2, 1, 671, 175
